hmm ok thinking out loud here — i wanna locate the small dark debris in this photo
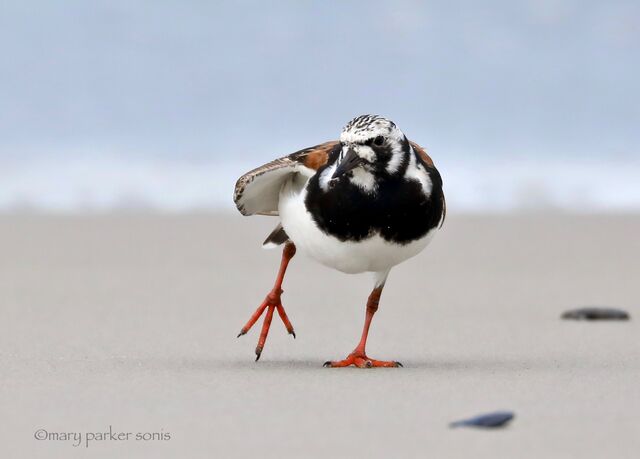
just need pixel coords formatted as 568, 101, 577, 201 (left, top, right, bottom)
450, 411, 514, 429
562, 307, 630, 321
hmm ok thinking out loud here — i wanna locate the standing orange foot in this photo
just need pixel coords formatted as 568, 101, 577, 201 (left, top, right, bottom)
237, 288, 295, 361
323, 353, 402, 368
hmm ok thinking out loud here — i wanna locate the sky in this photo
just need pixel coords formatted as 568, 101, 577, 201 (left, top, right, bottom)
0, 1, 639, 211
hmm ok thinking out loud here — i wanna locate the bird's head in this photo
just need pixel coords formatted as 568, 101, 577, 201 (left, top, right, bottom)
331, 115, 410, 188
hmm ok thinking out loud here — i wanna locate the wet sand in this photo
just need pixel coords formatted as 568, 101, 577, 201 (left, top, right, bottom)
1, 213, 639, 458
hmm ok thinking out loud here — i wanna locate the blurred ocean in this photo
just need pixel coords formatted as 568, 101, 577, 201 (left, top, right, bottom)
2, 152, 638, 213
1, 1, 638, 213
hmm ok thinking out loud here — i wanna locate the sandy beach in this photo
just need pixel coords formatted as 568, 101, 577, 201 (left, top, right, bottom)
1, 213, 638, 458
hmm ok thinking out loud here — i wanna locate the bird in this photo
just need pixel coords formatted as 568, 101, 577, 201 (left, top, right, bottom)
233, 114, 445, 368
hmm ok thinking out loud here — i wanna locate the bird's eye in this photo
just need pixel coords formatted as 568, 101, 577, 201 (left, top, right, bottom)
374, 136, 385, 146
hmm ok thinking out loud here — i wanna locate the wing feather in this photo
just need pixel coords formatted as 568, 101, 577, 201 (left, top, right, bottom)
410, 141, 446, 227
233, 141, 338, 216
409, 141, 434, 168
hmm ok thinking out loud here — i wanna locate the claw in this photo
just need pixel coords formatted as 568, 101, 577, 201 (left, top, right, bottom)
325, 353, 401, 368
395, 362, 403, 367
323, 361, 332, 368
238, 242, 296, 362
290, 330, 296, 339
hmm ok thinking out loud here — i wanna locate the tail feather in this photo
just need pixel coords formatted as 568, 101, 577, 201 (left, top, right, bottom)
262, 224, 289, 249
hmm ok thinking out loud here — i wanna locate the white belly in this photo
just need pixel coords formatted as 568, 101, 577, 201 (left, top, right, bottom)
278, 176, 436, 274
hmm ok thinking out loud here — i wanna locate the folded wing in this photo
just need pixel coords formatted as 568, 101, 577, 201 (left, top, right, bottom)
410, 141, 446, 228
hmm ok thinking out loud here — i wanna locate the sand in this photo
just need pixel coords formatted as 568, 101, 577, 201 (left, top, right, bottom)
1, 213, 639, 458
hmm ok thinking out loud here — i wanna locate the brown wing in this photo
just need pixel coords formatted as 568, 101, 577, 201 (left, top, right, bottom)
410, 141, 446, 228
233, 141, 338, 216
409, 141, 434, 167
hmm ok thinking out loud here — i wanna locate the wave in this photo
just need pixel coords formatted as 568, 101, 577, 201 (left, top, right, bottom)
1, 155, 639, 213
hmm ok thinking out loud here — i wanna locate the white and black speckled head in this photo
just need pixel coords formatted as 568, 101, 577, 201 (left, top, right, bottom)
340, 115, 404, 145
332, 115, 411, 191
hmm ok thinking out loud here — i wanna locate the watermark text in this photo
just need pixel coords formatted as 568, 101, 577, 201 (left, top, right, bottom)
34, 426, 171, 448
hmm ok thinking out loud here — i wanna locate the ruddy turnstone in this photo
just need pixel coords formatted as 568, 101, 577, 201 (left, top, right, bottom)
233, 114, 445, 368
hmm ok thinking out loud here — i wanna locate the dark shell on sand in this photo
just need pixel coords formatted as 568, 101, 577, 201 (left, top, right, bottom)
450, 411, 515, 429
562, 307, 630, 321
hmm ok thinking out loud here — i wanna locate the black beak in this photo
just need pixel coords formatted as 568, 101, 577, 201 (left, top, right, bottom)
331, 148, 363, 180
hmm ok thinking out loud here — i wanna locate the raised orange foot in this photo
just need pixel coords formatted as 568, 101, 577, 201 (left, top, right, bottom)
237, 288, 295, 361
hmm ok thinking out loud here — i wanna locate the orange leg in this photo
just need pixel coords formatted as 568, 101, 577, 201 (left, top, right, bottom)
237, 242, 296, 361
324, 285, 402, 368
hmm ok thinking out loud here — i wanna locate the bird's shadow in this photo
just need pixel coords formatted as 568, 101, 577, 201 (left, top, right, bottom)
132, 355, 593, 374
133, 357, 323, 373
